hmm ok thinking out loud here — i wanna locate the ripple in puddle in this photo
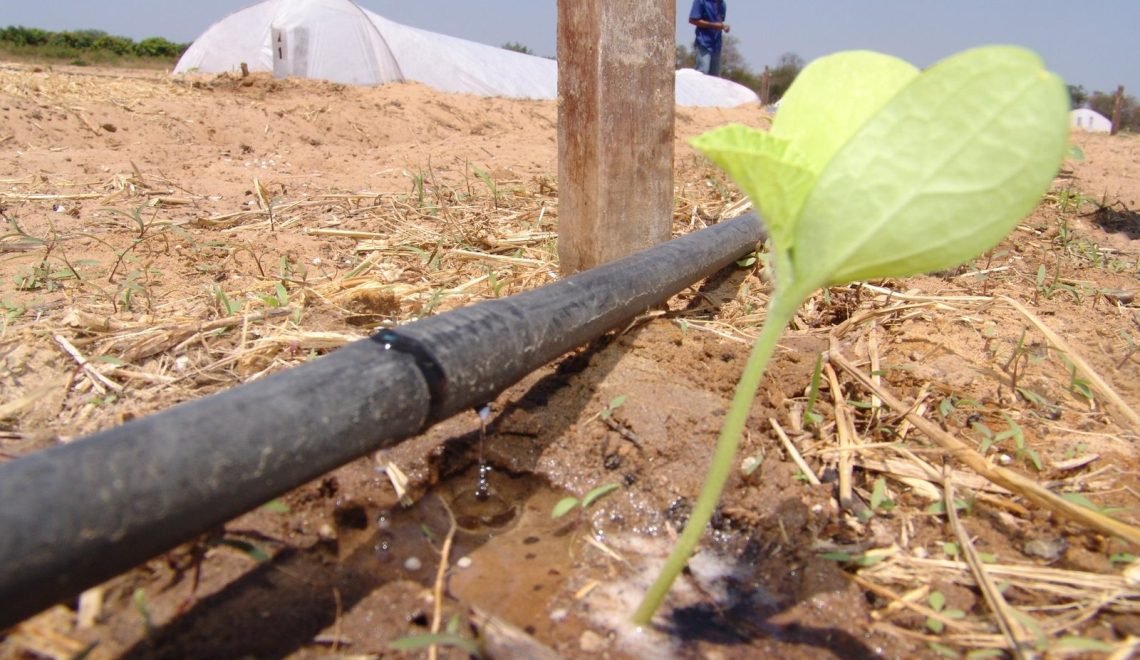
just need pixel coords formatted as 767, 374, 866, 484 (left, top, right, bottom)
342, 465, 579, 640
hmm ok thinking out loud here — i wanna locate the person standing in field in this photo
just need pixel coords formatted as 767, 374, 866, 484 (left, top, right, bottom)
689, 0, 730, 77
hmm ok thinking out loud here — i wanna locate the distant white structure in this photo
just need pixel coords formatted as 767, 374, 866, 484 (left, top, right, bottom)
1070, 108, 1112, 133
175, 0, 759, 108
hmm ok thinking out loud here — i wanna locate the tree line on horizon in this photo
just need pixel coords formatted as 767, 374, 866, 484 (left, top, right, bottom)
0, 26, 188, 63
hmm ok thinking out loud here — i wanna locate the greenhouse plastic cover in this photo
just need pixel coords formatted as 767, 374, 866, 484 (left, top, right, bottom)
174, 0, 759, 107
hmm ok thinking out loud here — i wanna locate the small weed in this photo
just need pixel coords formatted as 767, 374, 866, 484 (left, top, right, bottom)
1061, 492, 1126, 518
552, 483, 621, 519
1051, 185, 1088, 216
925, 590, 967, 634
100, 205, 163, 239
735, 251, 759, 268
132, 588, 154, 636
277, 254, 297, 280
420, 287, 446, 316
262, 499, 291, 514
869, 477, 895, 513
473, 165, 501, 208
802, 353, 824, 427
390, 615, 481, 657
485, 266, 505, 297
116, 269, 150, 312
599, 394, 627, 421
410, 170, 426, 206
1, 299, 26, 321
995, 413, 1042, 470
1109, 552, 1137, 564
817, 547, 892, 567
213, 286, 242, 316
1033, 262, 1083, 304
213, 537, 271, 563
926, 498, 972, 516
937, 396, 957, 420
1059, 355, 1094, 404
1053, 637, 1114, 654
260, 281, 289, 308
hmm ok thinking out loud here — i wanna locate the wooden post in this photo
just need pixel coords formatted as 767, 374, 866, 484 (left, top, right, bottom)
1111, 85, 1125, 136
557, 0, 675, 274
761, 66, 771, 105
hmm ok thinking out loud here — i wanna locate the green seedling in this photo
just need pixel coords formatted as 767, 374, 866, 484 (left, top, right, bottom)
261, 281, 290, 309
1109, 552, 1137, 564
735, 251, 758, 268
1054, 637, 1114, 654
132, 588, 154, 636
925, 590, 967, 634
802, 353, 824, 427
390, 615, 481, 657
552, 483, 621, 520
262, 499, 291, 514
486, 266, 506, 297
635, 45, 1069, 624
213, 285, 242, 316
1, 299, 26, 321
473, 165, 501, 208
927, 497, 973, 517
1060, 355, 1094, 403
817, 546, 892, 567
869, 477, 894, 513
1061, 492, 1126, 518
599, 394, 627, 421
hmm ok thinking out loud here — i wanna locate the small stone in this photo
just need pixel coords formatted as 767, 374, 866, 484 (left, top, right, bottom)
579, 630, 607, 653
317, 524, 336, 541
456, 556, 473, 569
1124, 560, 1140, 587
1023, 537, 1066, 561
404, 556, 422, 571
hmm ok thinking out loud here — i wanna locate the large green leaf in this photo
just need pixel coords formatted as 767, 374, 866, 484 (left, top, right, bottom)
771, 50, 918, 173
793, 46, 1070, 287
691, 51, 917, 261
690, 125, 813, 250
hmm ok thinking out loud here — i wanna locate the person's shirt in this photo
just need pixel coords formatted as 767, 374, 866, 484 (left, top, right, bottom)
690, 0, 727, 53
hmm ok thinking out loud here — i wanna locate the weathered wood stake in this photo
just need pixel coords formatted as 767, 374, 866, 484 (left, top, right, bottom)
557, 0, 675, 274
1111, 85, 1125, 136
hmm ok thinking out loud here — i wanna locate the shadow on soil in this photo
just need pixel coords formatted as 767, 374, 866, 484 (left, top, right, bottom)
1089, 201, 1140, 240
653, 494, 879, 658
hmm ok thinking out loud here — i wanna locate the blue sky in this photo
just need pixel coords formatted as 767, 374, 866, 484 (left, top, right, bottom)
4, 1, 1136, 95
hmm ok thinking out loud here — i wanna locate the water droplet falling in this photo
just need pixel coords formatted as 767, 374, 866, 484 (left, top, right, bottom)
475, 404, 493, 502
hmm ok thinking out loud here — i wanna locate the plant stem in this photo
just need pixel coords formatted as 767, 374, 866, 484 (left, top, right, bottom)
632, 290, 803, 625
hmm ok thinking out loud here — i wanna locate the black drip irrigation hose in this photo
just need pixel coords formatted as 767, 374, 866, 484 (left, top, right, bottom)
0, 212, 765, 630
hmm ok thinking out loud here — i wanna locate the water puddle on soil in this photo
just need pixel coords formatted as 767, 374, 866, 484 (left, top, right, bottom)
334, 458, 791, 656
338, 463, 583, 641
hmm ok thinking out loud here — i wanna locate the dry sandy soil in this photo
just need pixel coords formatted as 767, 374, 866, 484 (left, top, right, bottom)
1, 61, 1139, 659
